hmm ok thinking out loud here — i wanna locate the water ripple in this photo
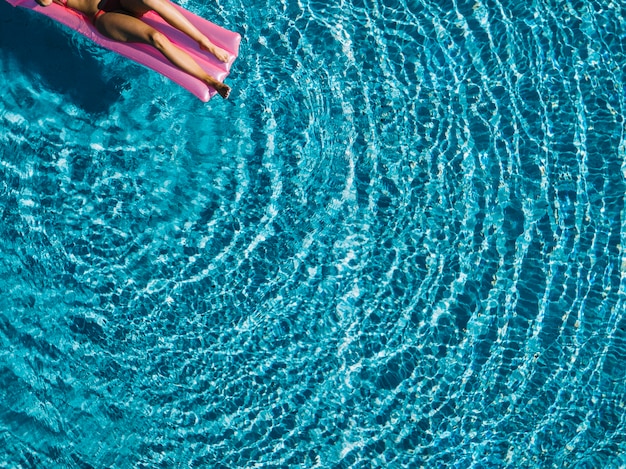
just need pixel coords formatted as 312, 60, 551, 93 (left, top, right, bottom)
1, 0, 626, 467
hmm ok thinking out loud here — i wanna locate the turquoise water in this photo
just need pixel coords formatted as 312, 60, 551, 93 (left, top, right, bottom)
1, 0, 626, 466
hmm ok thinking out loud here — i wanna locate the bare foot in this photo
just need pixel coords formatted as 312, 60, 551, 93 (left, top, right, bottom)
215, 82, 231, 99
202, 74, 230, 99
199, 38, 230, 63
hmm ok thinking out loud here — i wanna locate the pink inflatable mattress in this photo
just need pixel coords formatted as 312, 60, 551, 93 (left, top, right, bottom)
6, 0, 240, 101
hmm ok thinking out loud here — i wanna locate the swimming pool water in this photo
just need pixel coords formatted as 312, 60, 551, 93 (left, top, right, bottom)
1, 0, 626, 467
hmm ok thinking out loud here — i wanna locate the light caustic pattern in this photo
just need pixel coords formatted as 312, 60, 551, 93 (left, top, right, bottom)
0, 0, 625, 467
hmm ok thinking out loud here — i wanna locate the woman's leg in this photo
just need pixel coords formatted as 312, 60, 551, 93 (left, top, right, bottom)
96, 12, 230, 98
119, 0, 230, 62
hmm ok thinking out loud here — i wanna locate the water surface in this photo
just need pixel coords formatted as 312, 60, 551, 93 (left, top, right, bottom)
1, 0, 625, 467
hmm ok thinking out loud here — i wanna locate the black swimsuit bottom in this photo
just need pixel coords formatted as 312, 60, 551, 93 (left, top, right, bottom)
92, 0, 124, 24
